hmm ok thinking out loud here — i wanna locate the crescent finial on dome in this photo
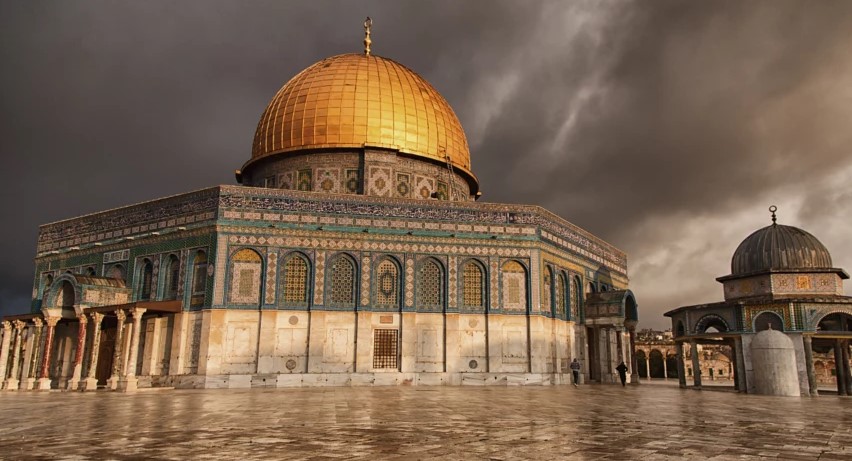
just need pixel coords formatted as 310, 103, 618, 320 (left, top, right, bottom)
769, 205, 777, 225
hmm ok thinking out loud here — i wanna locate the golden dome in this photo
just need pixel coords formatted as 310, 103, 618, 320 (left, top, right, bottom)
248, 53, 477, 190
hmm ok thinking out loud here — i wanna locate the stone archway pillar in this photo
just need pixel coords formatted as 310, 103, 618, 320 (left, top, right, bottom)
662, 355, 668, 380
802, 335, 818, 396
118, 308, 146, 392
627, 325, 639, 384
3, 321, 24, 390
0, 321, 11, 384
67, 315, 88, 391
82, 313, 103, 391
733, 336, 747, 393
675, 341, 686, 388
690, 340, 702, 388
36, 317, 59, 390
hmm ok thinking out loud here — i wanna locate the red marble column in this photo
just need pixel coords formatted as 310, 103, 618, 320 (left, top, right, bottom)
37, 317, 58, 390
67, 315, 88, 390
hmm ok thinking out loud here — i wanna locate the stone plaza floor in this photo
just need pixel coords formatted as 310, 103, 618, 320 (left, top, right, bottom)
1, 384, 850, 460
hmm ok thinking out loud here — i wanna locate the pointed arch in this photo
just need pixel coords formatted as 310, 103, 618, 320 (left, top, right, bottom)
500, 260, 528, 312
543, 266, 553, 316
280, 251, 311, 308
460, 258, 486, 313
164, 254, 180, 301
374, 255, 401, 309
555, 271, 567, 318
137, 258, 154, 301
571, 275, 582, 321
416, 257, 445, 312
228, 248, 263, 306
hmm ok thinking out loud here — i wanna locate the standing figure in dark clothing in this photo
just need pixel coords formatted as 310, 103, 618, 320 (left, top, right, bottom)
616, 361, 629, 386
569, 358, 581, 387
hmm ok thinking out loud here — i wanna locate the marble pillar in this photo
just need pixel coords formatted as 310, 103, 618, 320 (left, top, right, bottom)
21, 318, 43, 390
675, 342, 686, 389
645, 356, 651, 380
690, 340, 702, 388
834, 340, 847, 396
842, 340, 852, 396
4, 321, 25, 390
733, 336, 747, 393
628, 327, 639, 384
0, 321, 11, 384
118, 308, 146, 392
662, 355, 668, 380
803, 335, 818, 396
82, 313, 103, 391
67, 315, 88, 391
36, 317, 58, 390
107, 310, 127, 390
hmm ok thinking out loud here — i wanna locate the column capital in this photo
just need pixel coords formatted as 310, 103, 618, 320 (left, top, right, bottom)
115, 309, 127, 322
129, 308, 147, 320
77, 314, 88, 325
88, 312, 104, 325
33, 317, 44, 328
44, 317, 60, 327
12, 320, 26, 331
1, 320, 10, 331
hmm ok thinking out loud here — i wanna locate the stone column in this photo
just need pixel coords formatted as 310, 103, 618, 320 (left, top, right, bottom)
0, 321, 11, 384
4, 321, 25, 390
842, 340, 852, 396
118, 308, 146, 392
21, 319, 43, 390
834, 340, 847, 396
67, 315, 88, 391
690, 340, 702, 388
675, 342, 687, 389
645, 356, 651, 380
803, 335, 818, 396
662, 355, 668, 380
733, 336, 747, 393
36, 317, 59, 390
627, 326, 639, 384
107, 310, 127, 390
82, 313, 103, 391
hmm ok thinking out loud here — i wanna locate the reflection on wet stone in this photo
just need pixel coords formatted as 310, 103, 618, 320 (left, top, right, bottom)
1, 385, 851, 460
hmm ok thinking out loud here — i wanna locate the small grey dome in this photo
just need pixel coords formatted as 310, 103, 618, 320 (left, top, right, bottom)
731, 224, 833, 275
750, 328, 794, 350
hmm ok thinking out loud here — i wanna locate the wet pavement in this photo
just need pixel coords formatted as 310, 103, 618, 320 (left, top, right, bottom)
1, 384, 850, 460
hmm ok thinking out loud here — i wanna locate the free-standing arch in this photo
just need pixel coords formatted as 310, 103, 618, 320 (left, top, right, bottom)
816, 312, 852, 332
649, 349, 665, 378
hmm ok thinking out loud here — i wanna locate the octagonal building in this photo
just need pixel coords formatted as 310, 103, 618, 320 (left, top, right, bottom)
0, 31, 637, 391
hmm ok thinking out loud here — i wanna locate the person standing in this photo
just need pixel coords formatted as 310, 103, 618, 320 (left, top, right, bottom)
616, 361, 629, 387
570, 358, 581, 387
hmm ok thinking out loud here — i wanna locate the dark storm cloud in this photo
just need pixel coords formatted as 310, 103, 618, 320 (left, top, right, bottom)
2, 1, 851, 326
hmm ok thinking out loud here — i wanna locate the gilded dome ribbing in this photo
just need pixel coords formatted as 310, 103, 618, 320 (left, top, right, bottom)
248, 53, 476, 188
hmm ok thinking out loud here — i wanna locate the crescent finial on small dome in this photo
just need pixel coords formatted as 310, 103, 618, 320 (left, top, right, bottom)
769, 205, 777, 225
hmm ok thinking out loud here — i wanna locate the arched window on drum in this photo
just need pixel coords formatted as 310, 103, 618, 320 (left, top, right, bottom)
501, 260, 527, 312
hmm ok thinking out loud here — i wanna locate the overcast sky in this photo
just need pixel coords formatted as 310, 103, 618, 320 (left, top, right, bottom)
2, 1, 851, 328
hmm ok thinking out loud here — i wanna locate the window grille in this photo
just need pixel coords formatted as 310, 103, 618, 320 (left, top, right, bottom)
417, 260, 442, 309
329, 256, 355, 306
555, 274, 566, 317
282, 255, 309, 306
373, 329, 398, 369
462, 262, 483, 309
543, 267, 553, 313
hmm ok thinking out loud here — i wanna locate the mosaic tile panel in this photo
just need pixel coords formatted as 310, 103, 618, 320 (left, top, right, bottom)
501, 260, 527, 312
265, 251, 278, 305
315, 168, 341, 194
448, 255, 457, 308
367, 167, 393, 197
360, 255, 372, 306
314, 251, 326, 305
405, 258, 415, 308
